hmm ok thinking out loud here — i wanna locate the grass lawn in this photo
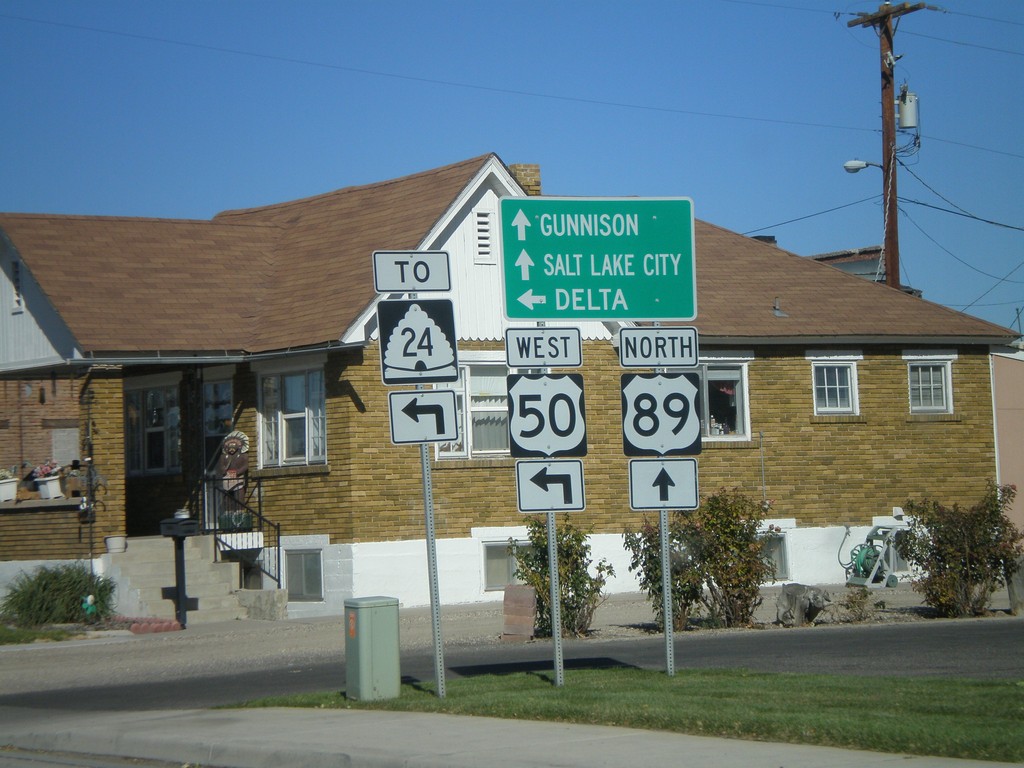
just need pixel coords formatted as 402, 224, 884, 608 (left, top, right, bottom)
0, 624, 75, 645
237, 667, 1024, 763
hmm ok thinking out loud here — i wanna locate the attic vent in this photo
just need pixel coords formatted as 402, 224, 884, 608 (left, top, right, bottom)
475, 210, 496, 265
11, 260, 23, 314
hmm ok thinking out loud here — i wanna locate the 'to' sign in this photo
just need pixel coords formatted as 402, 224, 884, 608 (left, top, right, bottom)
507, 374, 587, 457
621, 373, 701, 456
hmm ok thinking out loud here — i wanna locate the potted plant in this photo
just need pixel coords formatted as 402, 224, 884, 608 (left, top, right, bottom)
31, 460, 64, 499
0, 467, 17, 503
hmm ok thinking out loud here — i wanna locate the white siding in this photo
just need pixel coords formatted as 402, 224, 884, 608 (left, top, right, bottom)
0, 237, 81, 371
429, 168, 612, 343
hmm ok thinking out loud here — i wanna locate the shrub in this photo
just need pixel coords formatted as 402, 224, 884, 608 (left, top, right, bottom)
624, 487, 776, 629
0, 562, 115, 627
897, 482, 1024, 617
511, 517, 614, 638
622, 520, 702, 631
835, 586, 885, 623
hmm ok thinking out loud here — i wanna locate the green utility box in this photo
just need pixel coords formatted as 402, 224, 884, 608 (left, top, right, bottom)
344, 596, 400, 701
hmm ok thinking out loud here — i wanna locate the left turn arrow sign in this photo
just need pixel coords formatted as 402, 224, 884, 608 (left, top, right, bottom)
389, 390, 459, 445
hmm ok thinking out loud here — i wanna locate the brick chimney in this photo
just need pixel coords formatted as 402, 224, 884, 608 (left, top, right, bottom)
508, 163, 542, 196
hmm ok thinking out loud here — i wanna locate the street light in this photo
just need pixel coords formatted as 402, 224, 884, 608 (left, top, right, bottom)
843, 157, 900, 289
843, 159, 881, 174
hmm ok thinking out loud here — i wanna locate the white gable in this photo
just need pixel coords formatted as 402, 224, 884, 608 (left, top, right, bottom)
347, 156, 614, 346
0, 236, 82, 373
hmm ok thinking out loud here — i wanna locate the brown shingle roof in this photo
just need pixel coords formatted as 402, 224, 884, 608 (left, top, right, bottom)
0, 154, 1014, 361
693, 221, 1011, 341
214, 154, 492, 351
0, 214, 278, 353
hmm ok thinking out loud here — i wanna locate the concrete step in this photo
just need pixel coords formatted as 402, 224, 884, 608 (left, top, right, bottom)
109, 534, 249, 623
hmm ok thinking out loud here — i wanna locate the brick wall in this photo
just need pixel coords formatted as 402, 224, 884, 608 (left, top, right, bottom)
508, 164, 542, 196
0, 368, 127, 561
0, 377, 81, 474
4, 342, 995, 562
249, 341, 997, 545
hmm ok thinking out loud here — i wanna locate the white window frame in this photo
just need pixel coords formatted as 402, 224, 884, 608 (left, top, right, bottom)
903, 350, 956, 414
437, 352, 509, 459
807, 351, 862, 415
254, 355, 327, 468
688, 354, 753, 442
124, 372, 182, 476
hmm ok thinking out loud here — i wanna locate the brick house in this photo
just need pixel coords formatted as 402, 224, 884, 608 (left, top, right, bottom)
1, 153, 1016, 618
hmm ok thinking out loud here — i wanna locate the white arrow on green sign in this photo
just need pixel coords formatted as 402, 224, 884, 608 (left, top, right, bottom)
500, 197, 696, 321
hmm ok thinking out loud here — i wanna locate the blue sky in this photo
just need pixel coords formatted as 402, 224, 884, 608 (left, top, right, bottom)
2, 1, 1021, 329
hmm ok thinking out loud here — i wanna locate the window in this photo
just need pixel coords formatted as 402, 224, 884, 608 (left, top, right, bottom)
699, 363, 748, 438
807, 352, 861, 415
484, 541, 531, 591
203, 379, 233, 464
286, 550, 323, 601
259, 368, 326, 467
125, 379, 181, 475
438, 361, 509, 458
761, 532, 789, 580
904, 351, 955, 414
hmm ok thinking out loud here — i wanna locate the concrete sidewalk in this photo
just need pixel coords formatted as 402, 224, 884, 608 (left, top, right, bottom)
2, 704, 1019, 768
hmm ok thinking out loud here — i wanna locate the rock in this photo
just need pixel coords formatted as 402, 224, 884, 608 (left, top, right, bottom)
776, 583, 830, 627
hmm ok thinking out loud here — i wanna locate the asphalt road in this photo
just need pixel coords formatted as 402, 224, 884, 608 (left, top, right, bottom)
1, 617, 1021, 712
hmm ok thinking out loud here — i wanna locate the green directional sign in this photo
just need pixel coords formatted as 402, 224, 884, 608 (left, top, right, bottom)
500, 197, 696, 321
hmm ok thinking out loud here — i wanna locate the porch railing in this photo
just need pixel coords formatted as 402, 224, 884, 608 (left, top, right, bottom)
200, 476, 281, 589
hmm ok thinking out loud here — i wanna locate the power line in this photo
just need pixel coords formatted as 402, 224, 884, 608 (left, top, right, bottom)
742, 195, 878, 234
2, 11, 1020, 162
903, 30, 1024, 57
898, 207, 1024, 284
961, 259, 1024, 312
0, 12, 874, 135
899, 198, 1024, 232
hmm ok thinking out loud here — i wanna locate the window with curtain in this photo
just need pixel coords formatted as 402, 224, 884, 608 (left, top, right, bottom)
260, 368, 326, 467
438, 363, 509, 458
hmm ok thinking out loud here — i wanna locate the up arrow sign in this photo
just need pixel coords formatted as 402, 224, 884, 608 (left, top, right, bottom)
512, 209, 531, 241
516, 250, 534, 280
652, 467, 675, 502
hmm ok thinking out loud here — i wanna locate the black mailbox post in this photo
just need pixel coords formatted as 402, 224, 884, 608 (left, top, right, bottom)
160, 517, 200, 627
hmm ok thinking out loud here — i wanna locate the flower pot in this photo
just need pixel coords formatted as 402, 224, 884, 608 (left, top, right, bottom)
36, 475, 63, 499
105, 535, 127, 554
0, 478, 16, 503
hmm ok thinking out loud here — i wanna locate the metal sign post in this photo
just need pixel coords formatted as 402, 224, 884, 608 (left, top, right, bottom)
661, 507, 674, 676
547, 509, 564, 687
420, 427, 446, 698
372, 252, 457, 699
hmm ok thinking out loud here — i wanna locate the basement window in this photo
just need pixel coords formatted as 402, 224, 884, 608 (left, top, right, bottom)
286, 549, 324, 602
760, 532, 789, 581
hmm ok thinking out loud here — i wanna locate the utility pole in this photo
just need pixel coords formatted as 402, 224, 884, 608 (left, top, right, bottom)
848, 2, 928, 289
